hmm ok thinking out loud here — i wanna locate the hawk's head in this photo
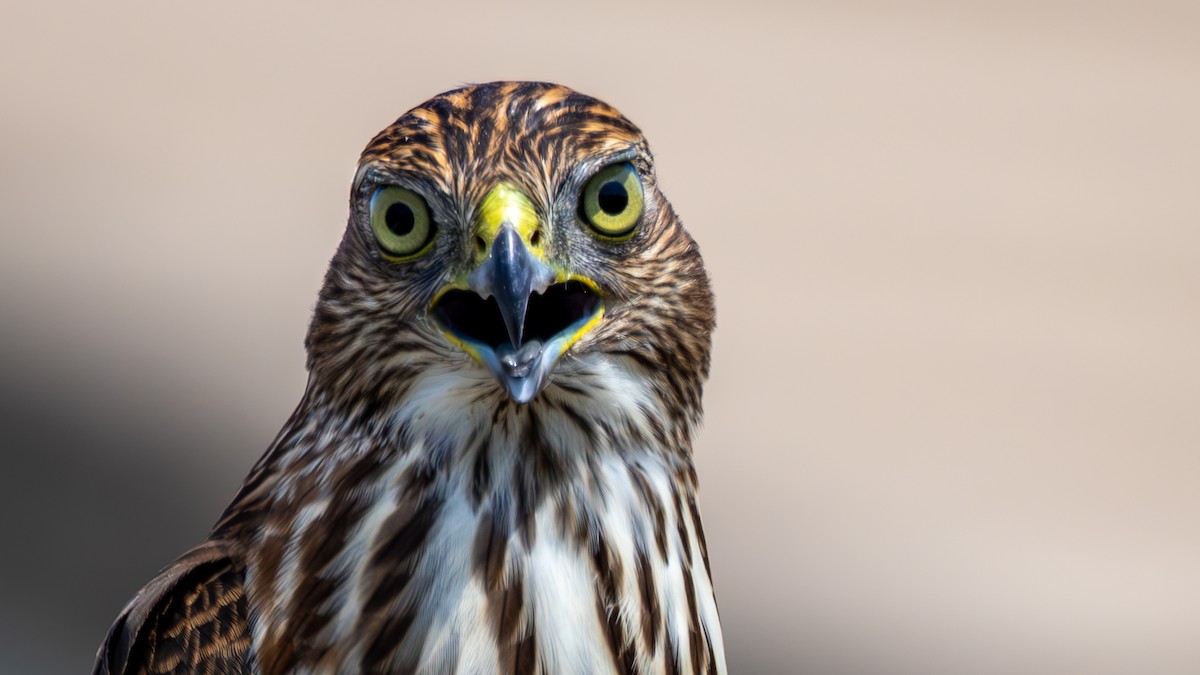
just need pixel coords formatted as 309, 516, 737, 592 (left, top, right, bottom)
306, 82, 713, 427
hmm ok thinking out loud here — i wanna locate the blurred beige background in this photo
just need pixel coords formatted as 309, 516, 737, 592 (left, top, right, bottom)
2, 1, 1198, 673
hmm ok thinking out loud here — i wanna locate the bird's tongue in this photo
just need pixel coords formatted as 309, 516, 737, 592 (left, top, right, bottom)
496, 339, 544, 379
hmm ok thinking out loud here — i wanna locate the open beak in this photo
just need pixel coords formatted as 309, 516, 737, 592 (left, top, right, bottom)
430, 184, 604, 403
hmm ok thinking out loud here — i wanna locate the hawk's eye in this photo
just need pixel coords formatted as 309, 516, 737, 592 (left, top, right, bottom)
370, 186, 435, 260
580, 163, 644, 239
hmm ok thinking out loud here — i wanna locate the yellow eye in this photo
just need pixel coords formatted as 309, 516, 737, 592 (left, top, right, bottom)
370, 186, 435, 259
580, 163, 644, 239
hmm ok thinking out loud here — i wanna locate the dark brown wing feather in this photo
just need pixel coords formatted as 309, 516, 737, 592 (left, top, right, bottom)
93, 542, 253, 675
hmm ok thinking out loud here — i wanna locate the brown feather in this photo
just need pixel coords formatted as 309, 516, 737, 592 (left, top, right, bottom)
93, 543, 251, 675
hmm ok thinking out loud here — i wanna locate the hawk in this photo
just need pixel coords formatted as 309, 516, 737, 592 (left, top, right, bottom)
94, 81, 726, 675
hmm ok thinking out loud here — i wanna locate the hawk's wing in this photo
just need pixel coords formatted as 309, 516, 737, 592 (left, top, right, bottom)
93, 542, 253, 675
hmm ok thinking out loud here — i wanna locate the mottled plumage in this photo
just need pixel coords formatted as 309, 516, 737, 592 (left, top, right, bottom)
95, 81, 724, 675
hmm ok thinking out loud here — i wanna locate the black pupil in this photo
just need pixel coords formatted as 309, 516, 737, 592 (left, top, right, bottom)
385, 202, 416, 237
597, 180, 628, 215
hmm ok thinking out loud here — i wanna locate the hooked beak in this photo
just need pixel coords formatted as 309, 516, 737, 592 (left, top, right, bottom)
431, 184, 604, 403
466, 225, 552, 350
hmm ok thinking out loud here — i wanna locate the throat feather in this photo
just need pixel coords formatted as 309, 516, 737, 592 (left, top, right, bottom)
244, 365, 723, 674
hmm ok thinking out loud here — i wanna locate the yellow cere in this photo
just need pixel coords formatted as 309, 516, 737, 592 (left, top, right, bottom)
430, 182, 550, 301
474, 183, 545, 264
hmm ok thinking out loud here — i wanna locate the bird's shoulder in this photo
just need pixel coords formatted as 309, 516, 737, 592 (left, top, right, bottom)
93, 540, 253, 675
